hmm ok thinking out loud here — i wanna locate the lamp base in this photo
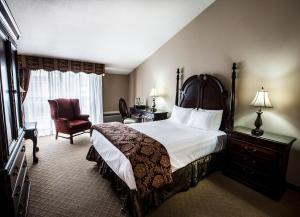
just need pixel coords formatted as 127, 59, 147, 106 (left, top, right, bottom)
151, 97, 156, 112
251, 128, 264, 136
151, 107, 157, 112
251, 110, 264, 136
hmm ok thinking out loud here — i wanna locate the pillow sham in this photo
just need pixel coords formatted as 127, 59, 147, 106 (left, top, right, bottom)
186, 109, 223, 130
169, 105, 193, 125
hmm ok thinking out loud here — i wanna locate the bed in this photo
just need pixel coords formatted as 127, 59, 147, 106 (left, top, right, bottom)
86, 63, 237, 216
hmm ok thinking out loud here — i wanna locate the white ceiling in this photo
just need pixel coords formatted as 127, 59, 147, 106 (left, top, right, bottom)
7, 0, 214, 74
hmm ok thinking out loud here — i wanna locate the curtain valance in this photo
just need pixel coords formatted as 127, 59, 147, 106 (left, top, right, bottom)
18, 55, 105, 75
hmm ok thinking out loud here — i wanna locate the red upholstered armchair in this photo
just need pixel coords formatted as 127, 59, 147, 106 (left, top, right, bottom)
48, 98, 92, 144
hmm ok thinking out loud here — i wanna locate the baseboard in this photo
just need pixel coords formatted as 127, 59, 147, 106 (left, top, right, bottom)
286, 182, 300, 192
103, 111, 120, 116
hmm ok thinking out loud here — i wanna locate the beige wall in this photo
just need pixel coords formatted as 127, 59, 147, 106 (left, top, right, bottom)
129, 69, 137, 106
103, 74, 129, 112
130, 0, 300, 186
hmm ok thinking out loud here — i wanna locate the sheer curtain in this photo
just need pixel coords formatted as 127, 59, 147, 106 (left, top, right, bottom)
24, 69, 103, 136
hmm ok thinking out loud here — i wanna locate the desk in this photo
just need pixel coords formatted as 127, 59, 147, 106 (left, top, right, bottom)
24, 122, 39, 163
130, 107, 168, 121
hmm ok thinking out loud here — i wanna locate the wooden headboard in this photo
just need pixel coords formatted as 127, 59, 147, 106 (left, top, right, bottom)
175, 63, 237, 132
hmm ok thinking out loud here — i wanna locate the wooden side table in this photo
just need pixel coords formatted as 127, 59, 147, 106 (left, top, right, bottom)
24, 122, 39, 163
130, 107, 168, 121
224, 126, 296, 200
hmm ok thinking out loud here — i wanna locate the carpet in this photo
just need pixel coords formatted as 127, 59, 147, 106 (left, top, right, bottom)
25, 134, 300, 217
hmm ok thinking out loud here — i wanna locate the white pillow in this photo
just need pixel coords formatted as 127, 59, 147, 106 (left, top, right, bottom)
186, 109, 223, 130
204, 109, 223, 130
169, 105, 193, 125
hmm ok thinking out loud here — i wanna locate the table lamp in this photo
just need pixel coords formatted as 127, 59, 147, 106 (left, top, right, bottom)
250, 86, 273, 136
150, 88, 157, 112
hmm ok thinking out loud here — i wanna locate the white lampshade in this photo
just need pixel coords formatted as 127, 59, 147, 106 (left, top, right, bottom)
250, 87, 273, 108
150, 88, 157, 97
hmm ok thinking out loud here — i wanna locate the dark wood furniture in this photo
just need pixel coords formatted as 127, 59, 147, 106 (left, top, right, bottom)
88, 63, 237, 217
175, 63, 237, 131
48, 98, 92, 144
0, 1, 30, 216
119, 98, 139, 124
133, 104, 146, 110
130, 107, 168, 121
224, 126, 296, 200
24, 122, 39, 163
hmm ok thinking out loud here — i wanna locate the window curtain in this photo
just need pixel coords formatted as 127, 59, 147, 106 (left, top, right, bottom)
18, 55, 105, 75
19, 68, 31, 102
24, 69, 103, 136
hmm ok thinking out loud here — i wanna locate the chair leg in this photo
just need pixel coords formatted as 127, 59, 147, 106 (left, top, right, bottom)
55, 131, 58, 140
70, 134, 73, 144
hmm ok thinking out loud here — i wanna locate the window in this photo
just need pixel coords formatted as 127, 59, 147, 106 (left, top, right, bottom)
24, 69, 103, 136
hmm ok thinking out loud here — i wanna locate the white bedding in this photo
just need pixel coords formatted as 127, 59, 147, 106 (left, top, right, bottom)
91, 119, 226, 190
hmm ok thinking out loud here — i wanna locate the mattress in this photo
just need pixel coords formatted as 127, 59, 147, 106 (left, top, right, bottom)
91, 119, 226, 190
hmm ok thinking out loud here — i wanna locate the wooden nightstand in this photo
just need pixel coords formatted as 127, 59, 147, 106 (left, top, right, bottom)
224, 126, 296, 200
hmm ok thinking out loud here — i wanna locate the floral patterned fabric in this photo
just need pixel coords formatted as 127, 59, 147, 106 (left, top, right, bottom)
91, 122, 172, 197
86, 145, 225, 217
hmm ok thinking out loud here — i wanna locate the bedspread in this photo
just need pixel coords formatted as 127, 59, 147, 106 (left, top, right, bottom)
91, 122, 172, 197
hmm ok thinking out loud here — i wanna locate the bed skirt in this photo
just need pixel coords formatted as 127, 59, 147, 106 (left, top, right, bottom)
86, 145, 225, 217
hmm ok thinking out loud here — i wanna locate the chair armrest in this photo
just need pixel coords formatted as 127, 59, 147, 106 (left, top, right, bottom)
55, 118, 69, 128
56, 118, 69, 123
77, 114, 89, 120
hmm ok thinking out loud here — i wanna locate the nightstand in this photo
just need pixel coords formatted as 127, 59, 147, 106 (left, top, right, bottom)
224, 126, 296, 200
130, 107, 168, 121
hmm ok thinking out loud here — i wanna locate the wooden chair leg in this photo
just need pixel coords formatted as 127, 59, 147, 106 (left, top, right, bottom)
55, 131, 58, 140
70, 134, 73, 144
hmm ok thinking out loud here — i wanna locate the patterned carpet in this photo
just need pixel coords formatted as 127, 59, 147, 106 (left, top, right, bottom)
25, 134, 300, 217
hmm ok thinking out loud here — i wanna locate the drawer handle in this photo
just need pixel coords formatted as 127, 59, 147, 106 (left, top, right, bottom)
243, 156, 256, 164
21, 146, 26, 152
14, 185, 21, 197
12, 166, 19, 176
244, 146, 257, 153
242, 167, 255, 175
